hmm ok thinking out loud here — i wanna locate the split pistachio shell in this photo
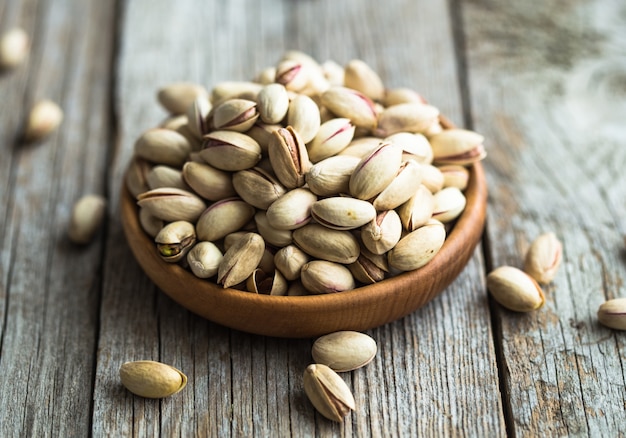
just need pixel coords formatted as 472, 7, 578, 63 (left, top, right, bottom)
146, 165, 189, 191
139, 208, 164, 238
301, 261, 356, 294
218, 232, 265, 288
232, 167, 287, 209
397, 184, 435, 231
303, 364, 355, 422
349, 250, 388, 284
305, 155, 360, 197
254, 211, 293, 247
384, 132, 433, 165
155, 221, 196, 263
212, 98, 259, 132
274, 244, 310, 280
257, 83, 290, 124
432, 187, 467, 223
187, 241, 223, 278
430, 128, 486, 166
287, 94, 321, 144
293, 224, 360, 264
312, 331, 377, 372
268, 126, 311, 189
182, 161, 236, 201
134, 128, 191, 168
186, 95, 212, 138
343, 59, 385, 102
523, 232, 563, 285
196, 197, 256, 241
119, 360, 187, 399
246, 268, 288, 295
200, 130, 262, 171
68, 194, 107, 244
307, 118, 356, 163
372, 160, 423, 210
349, 142, 403, 200
24, 99, 64, 142
597, 298, 626, 330
137, 188, 206, 222
361, 210, 403, 255
157, 82, 208, 115
266, 188, 317, 230
487, 266, 545, 312
310, 197, 376, 230
0, 27, 29, 69
388, 219, 446, 271
320, 86, 378, 129
375, 103, 439, 137
275, 59, 309, 92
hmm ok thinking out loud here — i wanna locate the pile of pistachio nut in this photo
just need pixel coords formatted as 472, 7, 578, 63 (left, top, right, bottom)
125, 51, 486, 295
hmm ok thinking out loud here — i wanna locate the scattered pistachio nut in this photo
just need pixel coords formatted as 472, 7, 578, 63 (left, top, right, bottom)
68, 194, 107, 244
155, 220, 196, 263
312, 331, 377, 372
486, 266, 545, 312
597, 298, 626, 330
523, 232, 562, 284
0, 27, 29, 69
119, 360, 187, 399
24, 99, 64, 142
303, 364, 356, 422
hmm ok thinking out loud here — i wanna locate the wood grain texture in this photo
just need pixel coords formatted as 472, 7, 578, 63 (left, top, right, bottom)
461, 0, 626, 435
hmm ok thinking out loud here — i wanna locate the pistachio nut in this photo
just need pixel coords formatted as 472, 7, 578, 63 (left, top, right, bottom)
523, 232, 562, 284
320, 86, 378, 129
119, 360, 187, 399
68, 194, 107, 244
257, 83, 289, 124
312, 331, 377, 372
255, 66, 277, 85
137, 188, 207, 222
186, 94, 212, 138
157, 82, 208, 115
146, 165, 189, 191
349, 142, 403, 200
303, 364, 355, 422
160, 114, 188, 131
211, 81, 263, 105
196, 197, 256, 242
440, 164, 470, 190
0, 27, 29, 69
266, 188, 317, 230
287, 94, 321, 144
321, 60, 345, 86
275, 59, 309, 92
212, 98, 259, 132
384, 132, 433, 165
372, 160, 423, 211
293, 224, 360, 264
273, 244, 310, 281
343, 59, 385, 102
432, 187, 467, 223
155, 221, 196, 263
388, 219, 446, 271
361, 210, 402, 255
310, 197, 376, 231
246, 268, 288, 295
486, 266, 545, 312
138, 207, 164, 238
337, 136, 382, 159
246, 122, 282, 154
182, 161, 237, 201
200, 130, 262, 171
232, 167, 287, 210
24, 99, 64, 142
305, 155, 360, 197
301, 261, 356, 294
396, 184, 435, 231
268, 126, 311, 189
383, 87, 427, 107
187, 241, 223, 279
217, 232, 265, 288
374, 103, 439, 137
421, 164, 445, 193
307, 118, 356, 163
134, 128, 191, 168
597, 298, 626, 330
254, 211, 293, 247
430, 128, 486, 166
125, 157, 152, 199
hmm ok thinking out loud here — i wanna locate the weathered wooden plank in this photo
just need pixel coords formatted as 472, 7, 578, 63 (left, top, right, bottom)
0, 0, 116, 436
96, 0, 504, 436
461, 0, 626, 435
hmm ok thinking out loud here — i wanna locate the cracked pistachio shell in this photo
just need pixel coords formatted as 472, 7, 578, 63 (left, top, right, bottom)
287, 94, 321, 144
268, 126, 311, 189
137, 188, 207, 222
303, 364, 355, 422
430, 128, 486, 166
321, 86, 378, 129
266, 188, 317, 230
274, 244, 310, 281
374, 103, 440, 137
361, 210, 403, 255
384, 132, 433, 165
246, 268, 288, 296
182, 161, 236, 201
523, 232, 562, 285
310, 197, 376, 231
211, 81, 263, 105
186, 95, 212, 138
397, 184, 435, 231
440, 164, 470, 190
301, 261, 356, 294
232, 167, 287, 210
305, 155, 360, 197
275, 59, 310, 92
254, 211, 293, 247
146, 165, 189, 191
372, 160, 423, 211
217, 232, 265, 288
388, 219, 446, 271
432, 187, 467, 223
187, 241, 223, 279
196, 197, 256, 242
343, 59, 385, 102
349, 142, 403, 200
157, 82, 208, 115
307, 118, 356, 163
212, 98, 259, 132
597, 298, 626, 330
200, 130, 262, 171
487, 266, 545, 312
155, 220, 196, 263
0, 27, 29, 69
383, 87, 427, 107
312, 331, 377, 372
293, 224, 360, 264
257, 83, 290, 124
139, 207, 164, 238
24, 99, 64, 142
68, 194, 107, 244
348, 248, 388, 284
421, 164, 445, 193
119, 360, 187, 399
134, 128, 191, 168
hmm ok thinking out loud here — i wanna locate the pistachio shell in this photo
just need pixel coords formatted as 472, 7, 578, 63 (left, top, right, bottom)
218, 232, 265, 288
343, 59, 385, 101
119, 360, 187, 399
155, 221, 196, 263
396, 184, 435, 231
157, 82, 208, 115
187, 241, 223, 278
24, 99, 64, 142
275, 59, 310, 92
430, 128, 486, 166
266, 188, 317, 230
383, 87, 427, 107
312, 331, 377, 372
320, 86, 378, 129
186, 95, 212, 138
303, 364, 355, 422
523, 232, 562, 284
137, 188, 207, 222
307, 118, 356, 163
200, 130, 262, 171
372, 160, 423, 210
487, 266, 545, 312
440, 164, 470, 190
68, 194, 107, 244
287, 94, 321, 144
384, 132, 433, 165
310, 197, 376, 231
388, 219, 446, 271
232, 167, 287, 210
196, 197, 256, 241
301, 261, 356, 294
305, 155, 360, 197
138, 208, 164, 238
349, 142, 402, 200
182, 161, 237, 201
146, 165, 189, 191
374, 103, 439, 137
254, 211, 293, 247
597, 298, 626, 330
212, 98, 259, 132
421, 164, 445, 193
125, 157, 152, 199
211, 81, 263, 104
257, 83, 290, 124
348, 250, 388, 284
274, 244, 310, 280
134, 128, 191, 168
268, 126, 311, 189
361, 210, 403, 255
0, 27, 29, 69
337, 137, 382, 159
293, 224, 360, 264
432, 187, 467, 223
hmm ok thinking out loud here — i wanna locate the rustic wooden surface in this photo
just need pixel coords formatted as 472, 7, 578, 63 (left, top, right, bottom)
0, 0, 624, 436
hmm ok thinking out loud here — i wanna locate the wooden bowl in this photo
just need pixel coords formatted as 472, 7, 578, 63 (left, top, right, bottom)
120, 124, 487, 338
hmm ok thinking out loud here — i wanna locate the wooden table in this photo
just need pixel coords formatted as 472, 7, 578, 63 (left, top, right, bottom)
1, 0, 624, 436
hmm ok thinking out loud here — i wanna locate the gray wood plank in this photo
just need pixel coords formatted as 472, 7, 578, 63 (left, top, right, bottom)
0, 0, 117, 436
461, 0, 626, 435
96, 0, 504, 436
